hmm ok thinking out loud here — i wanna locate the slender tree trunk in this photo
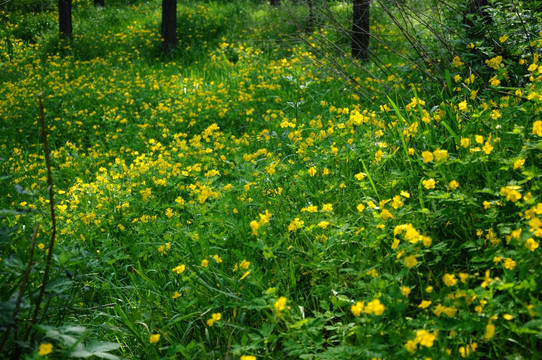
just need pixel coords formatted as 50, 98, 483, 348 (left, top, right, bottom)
270, 0, 280, 7
307, 0, 314, 32
58, 0, 72, 39
161, 0, 177, 53
352, 0, 370, 60
94, 0, 105, 7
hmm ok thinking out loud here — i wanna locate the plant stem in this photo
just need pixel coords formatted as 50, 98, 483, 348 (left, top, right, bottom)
24, 93, 57, 341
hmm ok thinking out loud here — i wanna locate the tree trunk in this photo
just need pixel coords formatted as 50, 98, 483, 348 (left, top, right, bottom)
307, 0, 314, 32
352, 0, 370, 60
270, 0, 280, 7
94, 0, 105, 7
58, 0, 72, 39
161, 0, 177, 53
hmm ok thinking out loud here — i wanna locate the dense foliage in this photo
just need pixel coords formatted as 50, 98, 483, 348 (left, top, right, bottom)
1, 0, 541, 358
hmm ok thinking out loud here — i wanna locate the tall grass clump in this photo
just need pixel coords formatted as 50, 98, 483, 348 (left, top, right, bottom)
1, 0, 541, 358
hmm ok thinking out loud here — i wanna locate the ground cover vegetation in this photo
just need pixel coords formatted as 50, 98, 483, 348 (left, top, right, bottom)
1, 0, 542, 358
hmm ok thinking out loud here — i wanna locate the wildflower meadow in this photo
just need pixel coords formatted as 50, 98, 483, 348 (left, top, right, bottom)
1, 0, 542, 358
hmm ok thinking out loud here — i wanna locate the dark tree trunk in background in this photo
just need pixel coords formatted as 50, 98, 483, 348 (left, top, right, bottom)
94, 0, 105, 7
270, 0, 280, 7
58, 0, 72, 38
352, 0, 370, 60
161, 0, 177, 53
307, 0, 314, 32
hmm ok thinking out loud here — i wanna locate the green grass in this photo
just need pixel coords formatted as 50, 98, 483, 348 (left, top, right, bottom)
1, 0, 542, 359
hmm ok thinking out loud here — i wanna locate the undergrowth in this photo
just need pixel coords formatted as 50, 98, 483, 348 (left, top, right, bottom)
1, 0, 541, 358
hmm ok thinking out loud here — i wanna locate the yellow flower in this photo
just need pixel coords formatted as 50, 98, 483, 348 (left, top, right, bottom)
501, 186, 522, 202
391, 195, 404, 209
486, 56, 503, 69
499, 34, 508, 43
433, 304, 446, 317
172, 291, 182, 299
490, 109, 501, 120
274, 296, 287, 314
240, 270, 251, 280
366, 269, 378, 278
404, 339, 417, 353
157, 245, 166, 256
425, 286, 433, 293
449, 180, 459, 190
38, 343, 53, 356
207, 313, 222, 327
458, 100, 468, 111
475, 135, 484, 144
442, 273, 457, 287
418, 300, 432, 309
503, 258, 516, 270
241, 356, 257, 360
318, 221, 330, 229
484, 323, 495, 339
307, 166, 317, 177
351, 301, 365, 316
525, 238, 539, 251
357, 203, 365, 212
201, 259, 209, 267
301, 205, 318, 213
321, 203, 333, 212
238, 260, 250, 270
404, 329, 437, 353
355, 172, 366, 181
172, 264, 186, 274
288, 218, 304, 232
380, 209, 394, 220
433, 148, 448, 162
482, 142, 493, 155
415, 329, 436, 348
422, 179, 436, 190
513, 158, 525, 169
489, 76, 501, 86
452, 55, 464, 67
421, 151, 434, 163
149, 334, 161, 344
375, 149, 384, 163
250, 220, 259, 236
533, 120, 542, 136
460, 137, 471, 148
401, 286, 411, 297
364, 299, 385, 316
404, 255, 418, 268
443, 306, 458, 317
258, 210, 272, 226
459, 343, 478, 357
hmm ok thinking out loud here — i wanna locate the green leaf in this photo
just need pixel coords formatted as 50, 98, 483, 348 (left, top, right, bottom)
70, 341, 121, 359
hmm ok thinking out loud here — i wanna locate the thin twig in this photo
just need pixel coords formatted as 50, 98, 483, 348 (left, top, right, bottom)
24, 93, 57, 341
